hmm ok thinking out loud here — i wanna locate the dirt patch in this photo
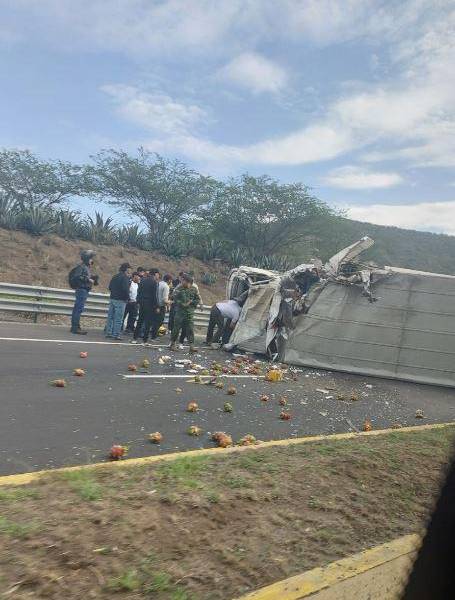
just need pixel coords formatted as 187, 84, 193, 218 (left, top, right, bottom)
1, 426, 454, 599
0, 228, 227, 305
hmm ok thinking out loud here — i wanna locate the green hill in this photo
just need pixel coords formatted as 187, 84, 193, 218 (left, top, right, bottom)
296, 216, 455, 275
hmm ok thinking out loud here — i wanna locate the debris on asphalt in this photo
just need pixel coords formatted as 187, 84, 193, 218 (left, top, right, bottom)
73, 368, 85, 377
227, 385, 237, 395
363, 419, 373, 431
109, 445, 128, 460
237, 434, 257, 446
79, 351, 88, 359
415, 409, 425, 419
260, 394, 270, 402
187, 401, 199, 412
141, 359, 150, 368
280, 411, 292, 420
51, 379, 67, 387
148, 432, 163, 444
127, 364, 138, 372
223, 402, 233, 413
188, 425, 202, 436
211, 431, 233, 447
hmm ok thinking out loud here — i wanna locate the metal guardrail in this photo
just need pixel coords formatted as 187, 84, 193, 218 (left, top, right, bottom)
0, 282, 211, 326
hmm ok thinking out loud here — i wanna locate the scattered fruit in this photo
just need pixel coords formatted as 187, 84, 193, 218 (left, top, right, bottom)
175, 387, 183, 393
194, 375, 201, 383
350, 392, 359, 401
109, 445, 128, 460
278, 396, 287, 406
237, 434, 257, 446
51, 379, 67, 388
230, 367, 239, 375
188, 425, 202, 436
266, 368, 283, 382
215, 381, 224, 389
148, 432, 163, 444
391, 422, 403, 429
79, 351, 88, 359
260, 394, 270, 402
201, 369, 210, 376
227, 386, 237, 395
280, 411, 292, 420
73, 368, 85, 377
211, 431, 232, 448
415, 409, 424, 419
223, 402, 233, 413
128, 364, 138, 372
336, 394, 346, 401
141, 359, 150, 368
187, 401, 199, 412
362, 419, 373, 431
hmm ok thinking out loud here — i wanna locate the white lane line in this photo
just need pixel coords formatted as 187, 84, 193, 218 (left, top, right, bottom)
0, 337, 179, 348
122, 374, 264, 379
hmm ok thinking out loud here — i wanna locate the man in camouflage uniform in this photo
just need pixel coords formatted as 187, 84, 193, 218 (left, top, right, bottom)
169, 274, 200, 353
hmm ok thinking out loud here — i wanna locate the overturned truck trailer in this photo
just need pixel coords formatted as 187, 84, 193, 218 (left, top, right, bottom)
228, 238, 455, 387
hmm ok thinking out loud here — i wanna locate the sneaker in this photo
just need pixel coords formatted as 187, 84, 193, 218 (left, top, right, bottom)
130, 339, 139, 344
71, 329, 88, 335
113, 336, 123, 341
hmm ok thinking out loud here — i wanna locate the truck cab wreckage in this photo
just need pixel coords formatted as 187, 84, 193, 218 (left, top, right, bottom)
226, 237, 455, 387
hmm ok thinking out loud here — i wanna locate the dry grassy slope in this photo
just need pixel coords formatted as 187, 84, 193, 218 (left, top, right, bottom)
0, 228, 227, 304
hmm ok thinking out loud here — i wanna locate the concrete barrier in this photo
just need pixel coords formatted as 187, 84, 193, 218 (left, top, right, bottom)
234, 534, 420, 600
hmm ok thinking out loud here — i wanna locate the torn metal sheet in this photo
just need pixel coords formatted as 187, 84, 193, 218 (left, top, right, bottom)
225, 237, 455, 387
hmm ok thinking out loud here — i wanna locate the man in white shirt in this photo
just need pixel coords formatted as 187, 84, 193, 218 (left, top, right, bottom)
205, 299, 241, 345
123, 271, 140, 333
151, 273, 172, 339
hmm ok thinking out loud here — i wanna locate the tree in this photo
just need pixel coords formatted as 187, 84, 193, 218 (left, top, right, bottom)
88, 148, 217, 248
205, 174, 332, 256
0, 149, 87, 209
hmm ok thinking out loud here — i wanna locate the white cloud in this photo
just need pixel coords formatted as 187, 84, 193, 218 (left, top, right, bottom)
89, 1, 455, 169
324, 166, 403, 189
218, 52, 287, 94
101, 85, 206, 135
347, 201, 455, 235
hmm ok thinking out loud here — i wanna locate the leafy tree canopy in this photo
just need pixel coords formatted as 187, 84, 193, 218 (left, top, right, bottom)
0, 148, 87, 209
88, 148, 218, 248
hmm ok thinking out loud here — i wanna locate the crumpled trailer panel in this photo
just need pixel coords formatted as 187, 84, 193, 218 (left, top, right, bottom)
283, 269, 455, 387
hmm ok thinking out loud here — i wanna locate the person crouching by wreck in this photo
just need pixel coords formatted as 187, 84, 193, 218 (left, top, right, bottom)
205, 298, 241, 347
169, 274, 200, 354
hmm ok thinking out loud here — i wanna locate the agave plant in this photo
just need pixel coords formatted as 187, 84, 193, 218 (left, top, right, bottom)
0, 194, 20, 230
55, 209, 85, 239
158, 237, 192, 259
116, 224, 148, 249
17, 206, 57, 236
83, 212, 116, 245
228, 247, 250, 267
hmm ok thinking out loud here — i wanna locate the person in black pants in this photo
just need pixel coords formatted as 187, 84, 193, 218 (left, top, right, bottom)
131, 268, 160, 345
123, 271, 140, 333
205, 305, 225, 345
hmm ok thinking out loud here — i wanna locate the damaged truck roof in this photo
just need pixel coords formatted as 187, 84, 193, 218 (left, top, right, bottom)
228, 237, 455, 388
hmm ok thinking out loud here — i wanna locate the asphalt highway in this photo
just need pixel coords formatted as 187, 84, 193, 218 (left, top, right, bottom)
1, 321, 454, 476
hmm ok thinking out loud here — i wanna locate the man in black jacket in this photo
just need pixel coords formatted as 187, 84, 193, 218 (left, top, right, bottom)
131, 268, 160, 346
105, 262, 131, 340
69, 249, 97, 335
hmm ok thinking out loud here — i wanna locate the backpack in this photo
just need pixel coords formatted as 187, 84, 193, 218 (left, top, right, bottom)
68, 265, 83, 289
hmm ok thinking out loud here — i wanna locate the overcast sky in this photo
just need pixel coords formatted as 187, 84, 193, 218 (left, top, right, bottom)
1, 0, 454, 234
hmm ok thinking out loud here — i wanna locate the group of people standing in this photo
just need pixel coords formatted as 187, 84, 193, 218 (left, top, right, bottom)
69, 250, 204, 354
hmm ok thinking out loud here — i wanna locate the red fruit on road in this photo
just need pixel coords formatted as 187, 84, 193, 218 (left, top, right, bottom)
80, 351, 88, 358
128, 364, 138, 372
280, 411, 292, 420
109, 445, 128, 460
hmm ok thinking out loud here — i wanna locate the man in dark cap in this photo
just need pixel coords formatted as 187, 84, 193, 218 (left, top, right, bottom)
69, 249, 97, 335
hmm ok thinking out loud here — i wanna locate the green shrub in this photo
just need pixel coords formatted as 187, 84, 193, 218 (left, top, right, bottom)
200, 272, 217, 286
55, 209, 86, 239
17, 206, 56, 236
83, 212, 116, 245
0, 194, 20, 229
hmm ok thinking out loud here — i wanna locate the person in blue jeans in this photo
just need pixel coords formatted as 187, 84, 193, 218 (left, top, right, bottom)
69, 250, 97, 335
105, 262, 132, 340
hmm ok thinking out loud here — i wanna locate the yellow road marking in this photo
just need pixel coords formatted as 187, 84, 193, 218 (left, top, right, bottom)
233, 534, 420, 599
0, 421, 453, 487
